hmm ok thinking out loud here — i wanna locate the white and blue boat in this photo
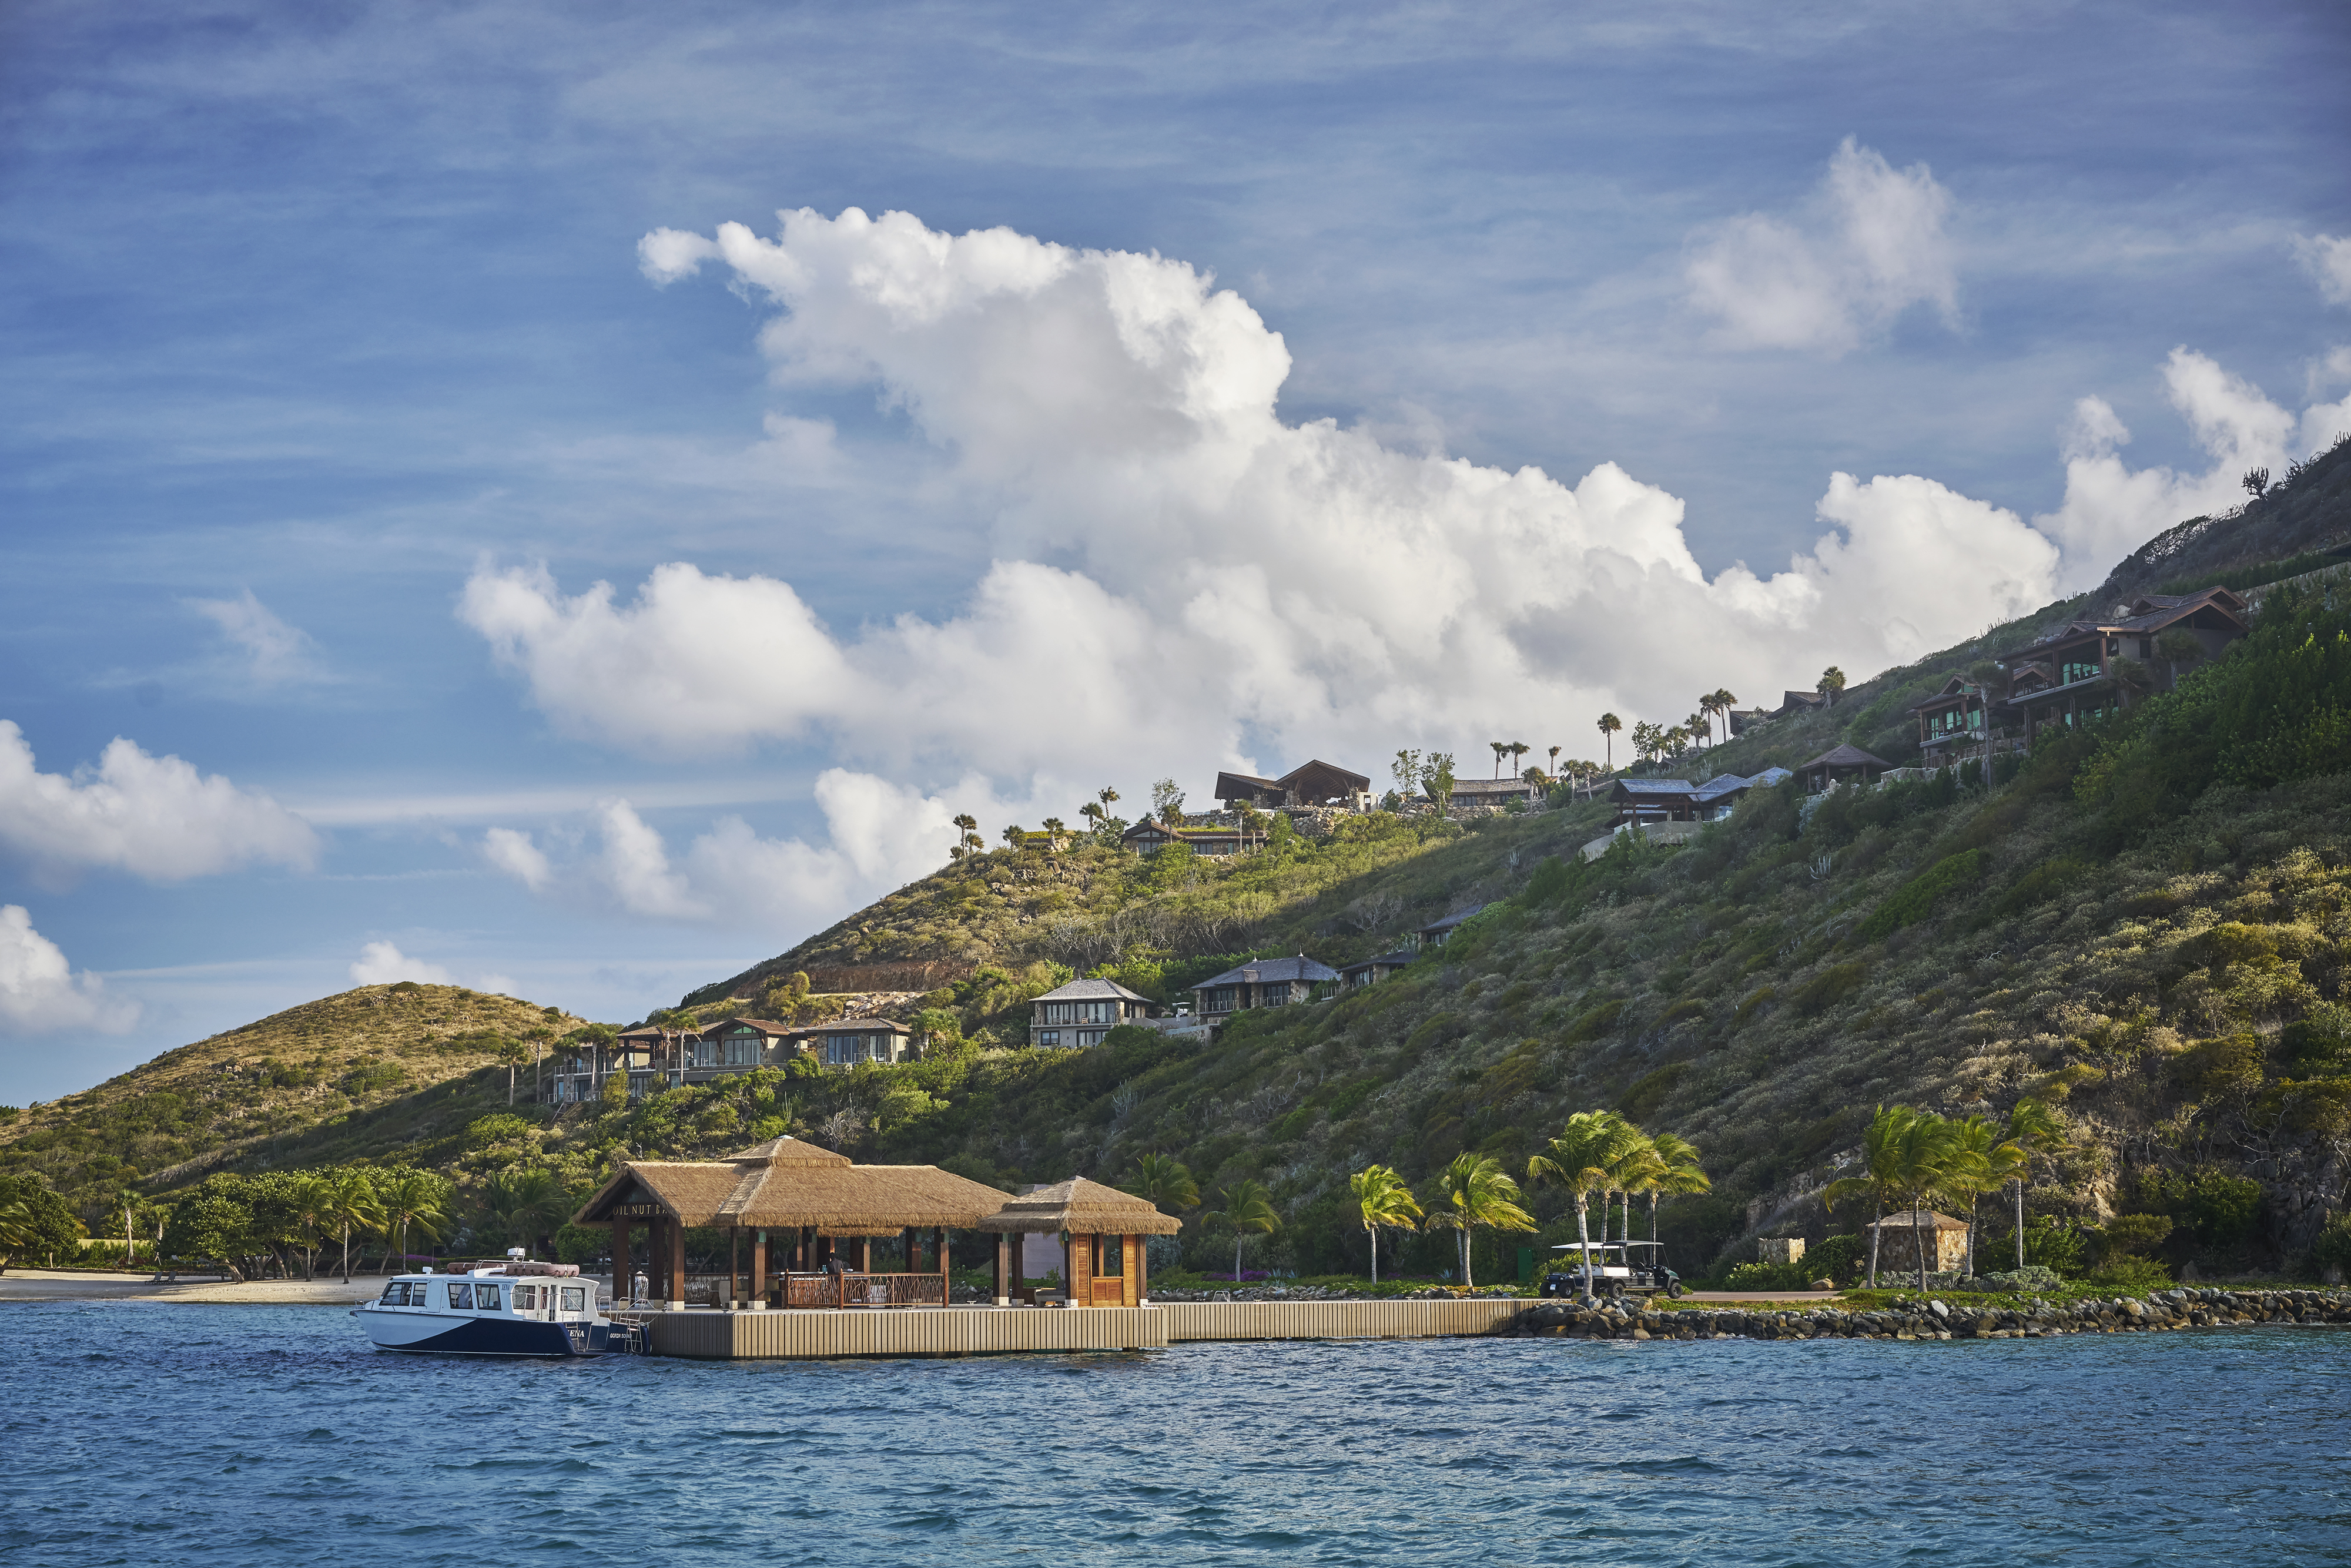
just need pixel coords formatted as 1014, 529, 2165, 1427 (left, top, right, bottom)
356, 1251, 624, 1357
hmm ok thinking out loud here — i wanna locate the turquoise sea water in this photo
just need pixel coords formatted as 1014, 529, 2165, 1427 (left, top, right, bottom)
2, 1302, 2347, 1566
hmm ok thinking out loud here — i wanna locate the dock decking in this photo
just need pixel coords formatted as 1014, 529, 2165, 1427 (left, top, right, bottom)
629, 1298, 1525, 1359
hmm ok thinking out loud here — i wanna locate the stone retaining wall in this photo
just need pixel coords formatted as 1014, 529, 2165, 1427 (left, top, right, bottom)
1502, 1287, 2351, 1342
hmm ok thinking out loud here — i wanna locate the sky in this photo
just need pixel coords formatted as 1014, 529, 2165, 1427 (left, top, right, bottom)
2, 0, 2347, 1104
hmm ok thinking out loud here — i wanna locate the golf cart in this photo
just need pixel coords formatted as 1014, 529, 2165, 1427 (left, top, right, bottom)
1540, 1240, 1684, 1301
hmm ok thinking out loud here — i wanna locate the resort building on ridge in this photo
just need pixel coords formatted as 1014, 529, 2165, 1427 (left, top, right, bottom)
795, 1018, 916, 1068
1416, 907, 1492, 949
1797, 745, 1894, 794
1192, 954, 1341, 1017
1120, 819, 1251, 857
1994, 587, 2248, 742
1213, 759, 1372, 808
1028, 979, 1163, 1049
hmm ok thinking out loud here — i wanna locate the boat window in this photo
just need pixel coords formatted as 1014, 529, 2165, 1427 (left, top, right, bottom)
391, 1282, 416, 1306
379, 1282, 403, 1303
474, 1284, 503, 1312
560, 1286, 587, 1312
447, 1283, 473, 1309
515, 1284, 538, 1310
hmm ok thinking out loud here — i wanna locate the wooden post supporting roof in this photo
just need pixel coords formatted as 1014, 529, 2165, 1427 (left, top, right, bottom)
993, 1233, 1009, 1305
751, 1228, 769, 1311
611, 1218, 629, 1306
667, 1217, 685, 1311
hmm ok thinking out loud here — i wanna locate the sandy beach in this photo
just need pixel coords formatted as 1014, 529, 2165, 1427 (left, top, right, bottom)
0, 1269, 388, 1305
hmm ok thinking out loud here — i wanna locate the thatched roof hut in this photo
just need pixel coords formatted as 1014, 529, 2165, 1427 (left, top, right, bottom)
972, 1177, 1182, 1237
571, 1135, 1011, 1235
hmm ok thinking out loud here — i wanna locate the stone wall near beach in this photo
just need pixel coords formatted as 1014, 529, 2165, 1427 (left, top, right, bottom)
1504, 1287, 2351, 1342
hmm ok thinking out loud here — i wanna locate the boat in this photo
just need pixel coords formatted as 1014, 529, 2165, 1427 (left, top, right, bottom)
355, 1249, 631, 1356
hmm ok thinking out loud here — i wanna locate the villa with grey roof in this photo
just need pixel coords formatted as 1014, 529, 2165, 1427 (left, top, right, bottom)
1027, 978, 1163, 1049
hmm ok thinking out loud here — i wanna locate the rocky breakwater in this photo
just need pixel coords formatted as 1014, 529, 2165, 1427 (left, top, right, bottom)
1501, 1288, 2351, 1342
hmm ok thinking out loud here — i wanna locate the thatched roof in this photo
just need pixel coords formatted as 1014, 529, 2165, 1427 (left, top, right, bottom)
571, 1138, 1011, 1233
1866, 1209, 1968, 1232
972, 1177, 1183, 1236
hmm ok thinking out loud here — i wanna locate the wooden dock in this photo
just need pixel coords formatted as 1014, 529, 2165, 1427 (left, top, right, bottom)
629, 1298, 1524, 1359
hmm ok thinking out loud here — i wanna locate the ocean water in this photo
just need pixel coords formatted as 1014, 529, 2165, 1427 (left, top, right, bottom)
2, 1303, 2347, 1567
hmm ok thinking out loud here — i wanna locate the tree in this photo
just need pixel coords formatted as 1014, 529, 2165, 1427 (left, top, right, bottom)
1002, 823, 1026, 849
1547, 744, 1561, 780
1508, 742, 1530, 778
1883, 1109, 1962, 1291
286, 1171, 331, 1279
1391, 749, 1422, 800
1348, 1165, 1422, 1283
1642, 1132, 1710, 1243
1207, 1180, 1281, 1282
1040, 817, 1068, 855
1426, 1152, 1535, 1289
1420, 753, 1456, 815
1817, 666, 1847, 706
478, 1168, 569, 1255
319, 1167, 383, 1282
2004, 1098, 2067, 1271
377, 1167, 450, 1271
0, 1176, 80, 1274
1825, 1105, 1915, 1289
1489, 741, 1508, 779
493, 1036, 530, 1105
1528, 1111, 1640, 1296
1684, 713, 1709, 751
1941, 1115, 2025, 1276
1121, 1153, 1200, 1215
2154, 626, 2205, 691
1150, 778, 1186, 823
1596, 713, 1620, 772
949, 812, 982, 861
2242, 467, 2270, 497
1631, 719, 1665, 766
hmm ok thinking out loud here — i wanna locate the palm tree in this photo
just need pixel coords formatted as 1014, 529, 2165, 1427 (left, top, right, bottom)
1825, 1105, 1915, 1289
1426, 1152, 1535, 1289
1002, 823, 1026, 850
1040, 816, 1067, 855
1507, 742, 1531, 780
1528, 1111, 1640, 1296
1940, 1115, 2025, 1277
1890, 1110, 1961, 1291
494, 1036, 530, 1105
1597, 713, 1621, 772
286, 1171, 331, 1279
1817, 666, 1847, 706
0, 1199, 36, 1271
1348, 1165, 1422, 1284
318, 1167, 382, 1282
1546, 745, 1561, 781
949, 812, 981, 861
1642, 1133, 1710, 1242
1489, 741, 1507, 779
2004, 1098, 2066, 1270
1206, 1180, 1281, 1283
378, 1168, 450, 1272
1121, 1153, 1200, 1215
480, 1169, 570, 1255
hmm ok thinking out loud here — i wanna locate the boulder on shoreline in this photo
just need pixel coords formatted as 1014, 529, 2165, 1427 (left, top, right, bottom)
1498, 1287, 2351, 1342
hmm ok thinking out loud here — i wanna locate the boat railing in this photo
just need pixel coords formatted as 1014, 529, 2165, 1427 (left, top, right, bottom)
782, 1271, 948, 1309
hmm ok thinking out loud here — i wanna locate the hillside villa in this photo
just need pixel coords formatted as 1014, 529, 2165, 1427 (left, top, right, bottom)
1028, 978, 1163, 1049
1193, 954, 1341, 1018
1214, 759, 1372, 809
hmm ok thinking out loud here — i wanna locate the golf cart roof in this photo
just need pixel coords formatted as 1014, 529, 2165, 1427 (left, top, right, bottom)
1552, 1239, 1662, 1250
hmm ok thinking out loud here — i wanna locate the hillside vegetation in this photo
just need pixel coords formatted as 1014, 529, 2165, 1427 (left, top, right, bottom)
5, 452, 2348, 1285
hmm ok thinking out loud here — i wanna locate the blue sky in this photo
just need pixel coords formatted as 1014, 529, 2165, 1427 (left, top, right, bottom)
2, 0, 2346, 1104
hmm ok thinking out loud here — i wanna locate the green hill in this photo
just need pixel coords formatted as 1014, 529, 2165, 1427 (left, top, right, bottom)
5, 440, 2347, 1282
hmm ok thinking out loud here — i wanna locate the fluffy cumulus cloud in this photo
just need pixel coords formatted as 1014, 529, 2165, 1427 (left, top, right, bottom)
2296, 234, 2351, 307
480, 827, 552, 892
349, 940, 454, 986
468, 206, 2058, 805
2035, 348, 2347, 589
0, 905, 139, 1035
481, 770, 1024, 933
0, 722, 319, 885
1684, 138, 1959, 356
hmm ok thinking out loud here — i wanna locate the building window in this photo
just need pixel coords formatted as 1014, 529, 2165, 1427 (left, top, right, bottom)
724, 1030, 761, 1067
2059, 656, 2100, 685
1078, 1001, 1116, 1024
1037, 1029, 1061, 1048
1077, 1030, 1104, 1047
1262, 987, 1288, 1007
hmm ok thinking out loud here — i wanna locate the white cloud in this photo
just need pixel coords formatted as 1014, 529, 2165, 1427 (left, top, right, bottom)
349, 940, 454, 986
0, 721, 319, 884
480, 827, 551, 891
2295, 233, 2351, 306
185, 589, 325, 686
2303, 346, 2351, 458
1686, 137, 1958, 355
481, 769, 1032, 936
2034, 347, 2332, 588
0, 906, 140, 1035
464, 207, 2059, 795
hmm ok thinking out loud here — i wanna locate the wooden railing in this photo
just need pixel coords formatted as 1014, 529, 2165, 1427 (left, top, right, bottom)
782, 1272, 947, 1309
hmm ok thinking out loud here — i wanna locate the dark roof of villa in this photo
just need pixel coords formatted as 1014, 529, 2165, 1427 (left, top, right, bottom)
1801, 745, 1894, 770
1193, 954, 1341, 988
1033, 978, 1154, 1004
1612, 776, 1702, 797
1339, 949, 1416, 976
1419, 906, 1493, 936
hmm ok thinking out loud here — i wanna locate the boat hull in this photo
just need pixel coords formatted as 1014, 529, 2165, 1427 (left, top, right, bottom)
360, 1308, 611, 1358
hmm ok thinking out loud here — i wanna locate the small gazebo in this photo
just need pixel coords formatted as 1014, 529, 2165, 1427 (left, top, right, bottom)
1799, 744, 1893, 794
1866, 1209, 1971, 1275
973, 1178, 1183, 1308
